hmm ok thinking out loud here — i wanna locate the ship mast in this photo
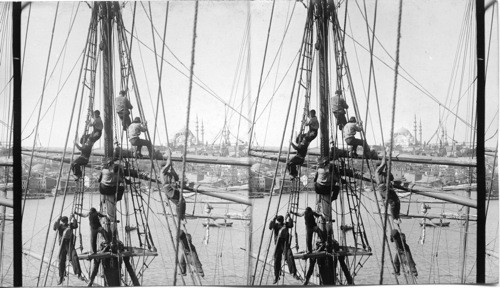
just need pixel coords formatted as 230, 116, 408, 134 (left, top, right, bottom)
98, 2, 121, 286
315, 0, 336, 284
475, 0, 486, 283
101, 2, 114, 158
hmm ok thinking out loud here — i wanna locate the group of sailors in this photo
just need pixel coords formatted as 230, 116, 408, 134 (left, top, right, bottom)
271, 153, 418, 284
286, 90, 372, 180
273, 90, 416, 284
59, 90, 203, 285
71, 90, 153, 183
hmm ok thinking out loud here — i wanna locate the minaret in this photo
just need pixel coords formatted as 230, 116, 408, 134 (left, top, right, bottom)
441, 127, 445, 146
413, 115, 417, 146
419, 119, 422, 147
201, 120, 205, 147
195, 115, 199, 145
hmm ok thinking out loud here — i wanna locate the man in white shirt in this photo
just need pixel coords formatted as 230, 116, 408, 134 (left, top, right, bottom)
127, 117, 153, 158
87, 110, 103, 144
115, 90, 133, 130
343, 116, 370, 157
304, 109, 319, 141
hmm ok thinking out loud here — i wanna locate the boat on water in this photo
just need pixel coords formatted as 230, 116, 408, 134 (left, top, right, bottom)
420, 220, 451, 227
249, 192, 265, 199
202, 221, 233, 228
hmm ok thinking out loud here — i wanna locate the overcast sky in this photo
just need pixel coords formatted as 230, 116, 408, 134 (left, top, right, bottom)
19, 1, 498, 150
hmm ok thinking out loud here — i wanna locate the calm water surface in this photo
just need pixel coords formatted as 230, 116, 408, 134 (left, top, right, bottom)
250, 190, 499, 285
19, 189, 499, 286
22, 190, 250, 286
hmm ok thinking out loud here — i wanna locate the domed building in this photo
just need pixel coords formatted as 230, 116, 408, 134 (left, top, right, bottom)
173, 127, 197, 147
392, 127, 416, 148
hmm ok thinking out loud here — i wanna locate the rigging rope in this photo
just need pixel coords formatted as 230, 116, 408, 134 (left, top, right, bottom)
379, 0, 403, 284
43, 25, 93, 284
22, 3, 60, 217
21, 4, 83, 135
258, 30, 306, 283
145, 0, 169, 227
123, 1, 137, 91
35, 5, 98, 285
248, 0, 276, 149
124, 28, 252, 124
250, 9, 310, 284
20, 1, 31, 76
25, 1, 77, 275
173, 1, 199, 284
357, 0, 385, 146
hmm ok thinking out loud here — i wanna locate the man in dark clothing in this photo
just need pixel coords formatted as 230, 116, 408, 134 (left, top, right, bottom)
161, 149, 179, 183
71, 139, 93, 180
53, 216, 83, 284
269, 214, 296, 283
87, 110, 103, 144
179, 230, 204, 277
287, 134, 310, 178
163, 183, 186, 221
303, 241, 325, 285
161, 151, 185, 221
115, 90, 133, 130
291, 207, 326, 253
390, 229, 417, 277
304, 110, 319, 142
75, 207, 110, 254
375, 157, 401, 223
331, 90, 349, 130
329, 141, 350, 160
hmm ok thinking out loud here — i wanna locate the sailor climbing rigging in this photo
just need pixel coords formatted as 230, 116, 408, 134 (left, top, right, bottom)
331, 90, 349, 130
287, 134, 310, 179
71, 139, 93, 181
53, 216, 83, 284
291, 207, 326, 253
74, 208, 110, 254
313, 157, 340, 201
115, 90, 133, 130
343, 116, 370, 158
390, 229, 418, 277
127, 117, 153, 158
179, 230, 205, 278
86, 110, 103, 143
161, 159, 186, 221
304, 109, 319, 141
375, 156, 401, 223
98, 158, 128, 235
269, 214, 296, 284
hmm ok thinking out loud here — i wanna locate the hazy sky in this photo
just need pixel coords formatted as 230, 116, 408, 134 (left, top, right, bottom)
0, 3, 13, 146
20, 1, 499, 150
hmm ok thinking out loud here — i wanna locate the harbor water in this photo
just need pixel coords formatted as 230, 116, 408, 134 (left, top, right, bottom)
250, 190, 499, 285
22, 190, 250, 286
20, 188, 498, 286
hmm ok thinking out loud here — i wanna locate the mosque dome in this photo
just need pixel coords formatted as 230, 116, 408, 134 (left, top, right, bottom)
387, 127, 416, 148
173, 127, 197, 147
395, 127, 412, 136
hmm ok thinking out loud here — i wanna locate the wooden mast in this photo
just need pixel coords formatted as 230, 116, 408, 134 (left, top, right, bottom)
314, 0, 336, 284
475, 0, 486, 283
101, 2, 114, 158
99, 2, 121, 286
